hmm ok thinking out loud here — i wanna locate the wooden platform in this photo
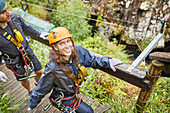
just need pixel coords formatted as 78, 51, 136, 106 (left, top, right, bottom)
0, 63, 110, 113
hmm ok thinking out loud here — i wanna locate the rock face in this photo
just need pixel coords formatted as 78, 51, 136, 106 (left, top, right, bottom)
83, 0, 170, 48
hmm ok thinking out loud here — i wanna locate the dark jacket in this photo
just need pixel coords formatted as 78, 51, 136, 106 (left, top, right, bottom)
0, 12, 41, 64
29, 45, 111, 109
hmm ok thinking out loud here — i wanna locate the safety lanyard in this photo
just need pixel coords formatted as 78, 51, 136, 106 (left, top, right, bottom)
9, 48, 29, 77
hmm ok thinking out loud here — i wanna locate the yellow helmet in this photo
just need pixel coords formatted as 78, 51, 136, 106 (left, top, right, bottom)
48, 27, 72, 47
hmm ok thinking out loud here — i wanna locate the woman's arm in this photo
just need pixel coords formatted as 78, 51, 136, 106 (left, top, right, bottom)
28, 64, 55, 109
76, 45, 110, 69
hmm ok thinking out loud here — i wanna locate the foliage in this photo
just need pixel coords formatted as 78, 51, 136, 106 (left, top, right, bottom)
138, 38, 152, 51
29, 39, 51, 70
144, 77, 170, 112
28, 4, 47, 20
7, 0, 20, 8
75, 35, 130, 64
51, 0, 92, 41
0, 91, 21, 113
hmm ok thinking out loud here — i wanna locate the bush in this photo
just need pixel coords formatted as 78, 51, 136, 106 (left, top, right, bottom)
52, 0, 92, 41
0, 91, 21, 113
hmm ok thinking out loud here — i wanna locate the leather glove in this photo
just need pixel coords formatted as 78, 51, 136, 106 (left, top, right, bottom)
109, 58, 123, 72
0, 71, 8, 82
40, 32, 49, 40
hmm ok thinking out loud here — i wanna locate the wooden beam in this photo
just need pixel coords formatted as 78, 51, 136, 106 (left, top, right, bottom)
150, 52, 170, 76
149, 52, 170, 63
89, 51, 151, 91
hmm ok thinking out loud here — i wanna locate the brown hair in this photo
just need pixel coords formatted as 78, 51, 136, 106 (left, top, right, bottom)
48, 38, 80, 71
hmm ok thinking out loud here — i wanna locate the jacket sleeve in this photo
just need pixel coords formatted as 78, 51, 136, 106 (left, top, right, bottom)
76, 45, 111, 69
28, 64, 55, 109
10, 12, 41, 37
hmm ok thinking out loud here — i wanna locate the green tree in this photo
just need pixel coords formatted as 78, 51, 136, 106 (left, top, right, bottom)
52, 0, 92, 41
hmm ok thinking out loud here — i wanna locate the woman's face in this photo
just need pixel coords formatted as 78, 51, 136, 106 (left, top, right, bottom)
54, 38, 73, 60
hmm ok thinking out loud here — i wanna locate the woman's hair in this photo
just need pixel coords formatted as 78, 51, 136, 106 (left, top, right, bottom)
49, 38, 80, 71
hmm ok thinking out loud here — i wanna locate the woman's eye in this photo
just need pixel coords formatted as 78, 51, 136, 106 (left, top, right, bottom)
60, 42, 64, 45
67, 40, 71, 43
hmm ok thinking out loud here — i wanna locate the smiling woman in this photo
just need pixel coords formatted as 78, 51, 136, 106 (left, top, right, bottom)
49, 27, 73, 60
53, 38, 73, 60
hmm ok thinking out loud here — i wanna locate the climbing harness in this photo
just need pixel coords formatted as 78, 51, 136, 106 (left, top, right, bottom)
0, 21, 36, 81
44, 64, 87, 112
44, 85, 82, 113
50, 85, 81, 113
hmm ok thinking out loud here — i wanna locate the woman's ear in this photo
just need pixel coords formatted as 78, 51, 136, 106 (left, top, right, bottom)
52, 44, 58, 51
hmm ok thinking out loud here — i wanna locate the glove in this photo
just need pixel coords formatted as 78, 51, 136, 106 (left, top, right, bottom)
0, 71, 8, 82
27, 107, 32, 111
40, 32, 49, 40
109, 58, 123, 72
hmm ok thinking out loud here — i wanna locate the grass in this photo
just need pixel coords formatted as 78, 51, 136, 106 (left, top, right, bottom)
0, 90, 21, 113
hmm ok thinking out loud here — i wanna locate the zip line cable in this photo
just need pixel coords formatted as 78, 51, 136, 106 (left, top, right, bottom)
17, 1, 142, 31
21, 0, 138, 25
16, 1, 168, 34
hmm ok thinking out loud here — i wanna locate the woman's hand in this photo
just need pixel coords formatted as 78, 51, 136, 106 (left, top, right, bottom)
109, 58, 123, 72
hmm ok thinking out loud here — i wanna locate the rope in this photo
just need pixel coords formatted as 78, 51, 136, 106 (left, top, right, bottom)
148, 72, 161, 78
21, 0, 139, 25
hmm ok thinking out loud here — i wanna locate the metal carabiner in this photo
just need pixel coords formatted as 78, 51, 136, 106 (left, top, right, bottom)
76, 81, 84, 88
60, 91, 64, 98
16, 64, 21, 69
4, 54, 12, 64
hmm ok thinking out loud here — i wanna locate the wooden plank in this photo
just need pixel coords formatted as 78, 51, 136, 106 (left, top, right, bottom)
149, 52, 170, 63
81, 93, 100, 109
94, 103, 111, 113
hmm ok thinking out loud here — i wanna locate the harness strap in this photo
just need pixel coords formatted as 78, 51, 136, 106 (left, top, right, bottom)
0, 29, 22, 48
50, 85, 81, 112
8, 21, 24, 43
60, 85, 80, 101
9, 48, 29, 77
66, 64, 88, 85
68, 96, 81, 110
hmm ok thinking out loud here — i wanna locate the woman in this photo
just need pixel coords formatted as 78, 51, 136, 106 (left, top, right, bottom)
29, 27, 123, 113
